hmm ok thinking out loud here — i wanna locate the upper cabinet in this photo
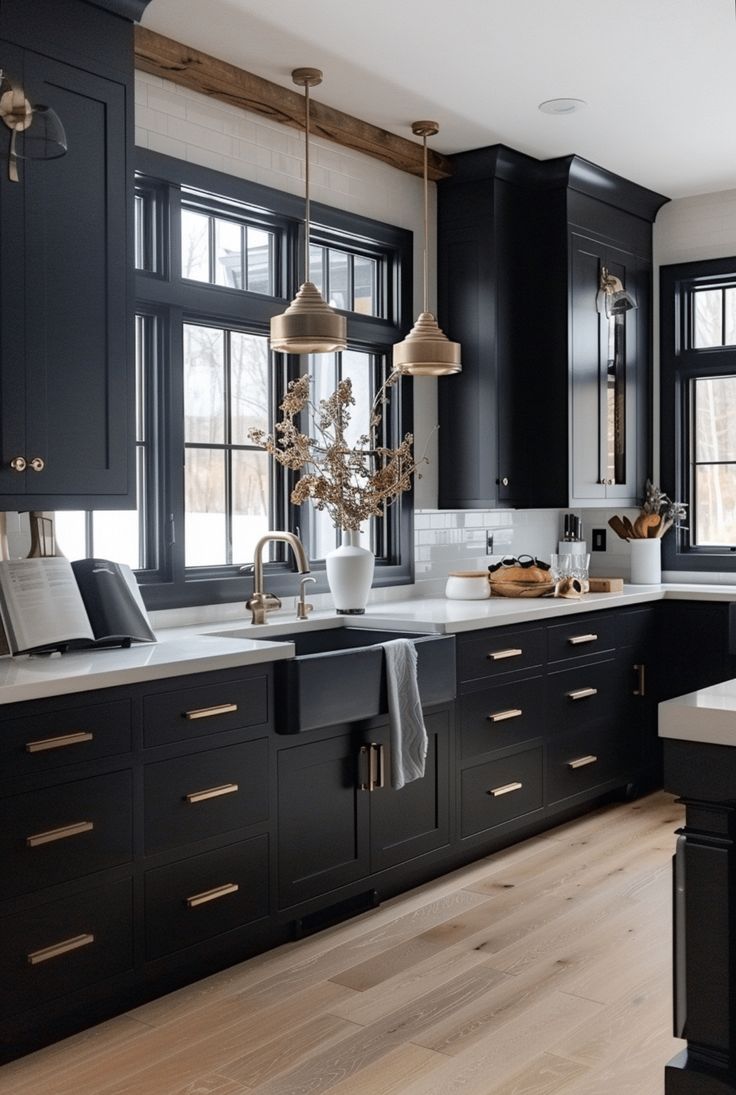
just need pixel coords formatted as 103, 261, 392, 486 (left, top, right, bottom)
0, 0, 152, 510
437, 150, 668, 510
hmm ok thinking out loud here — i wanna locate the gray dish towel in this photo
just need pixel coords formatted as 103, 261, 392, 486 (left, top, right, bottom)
383, 638, 428, 789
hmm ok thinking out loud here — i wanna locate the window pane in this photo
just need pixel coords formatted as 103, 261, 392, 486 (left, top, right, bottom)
92, 509, 141, 569
726, 288, 736, 345
54, 511, 86, 561
312, 507, 338, 559
231, 332, 269, 443
232, 450, 270, 563
328, 249, 349, 310
693, 289, 723, 348
246, 227, 273, 295
694, 376, 736, 462
181, 210, 211, 282
184, 325, 225, 444
185, 448, 226, 566
695, 464, 736, 545
135, 315, 146, 444
354, 254, 377, 316
215, 218, 243, 289
341, 350, 372, 449
134, 193, 145, 271
309, 245, 324, 291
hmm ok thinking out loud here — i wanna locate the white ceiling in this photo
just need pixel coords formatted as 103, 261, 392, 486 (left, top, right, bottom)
142, 0, 736, 199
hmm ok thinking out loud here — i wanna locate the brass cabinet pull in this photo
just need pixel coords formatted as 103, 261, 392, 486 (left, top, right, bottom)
568, 755, 599, 770
358, 745, 371, 791
488, 708, 523, 723
566, 687, 598, 701
26, 821, 94, 847
371, 743, 385, 791
28, 933, 94, 965
9, 456, 26, 472
29, 457, 45, 472
185, 783, 239, 804
487, 648, 523, 661
488, 781, 523, 797
183, 702, 238, 721
26, 730, 94, 753
567, 633, 598, 645
186, 882, 239, 908
634, 663, 646, 697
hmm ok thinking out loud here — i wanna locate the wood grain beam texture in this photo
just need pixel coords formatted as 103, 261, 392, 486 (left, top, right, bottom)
134, 27, 455, 181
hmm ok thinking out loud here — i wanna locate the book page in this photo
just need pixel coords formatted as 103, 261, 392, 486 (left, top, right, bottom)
71, 559, 156, 644
0, 558, 94, 654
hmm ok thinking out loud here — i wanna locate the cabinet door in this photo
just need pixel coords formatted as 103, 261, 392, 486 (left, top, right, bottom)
569, 233, 650, 507
277, 734, 370, 909
370, 709, 451, 873
0, 48, 132, 507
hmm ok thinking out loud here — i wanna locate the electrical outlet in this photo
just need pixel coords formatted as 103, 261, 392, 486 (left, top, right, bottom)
486, 531, 494, 554
592, 528, 607, 552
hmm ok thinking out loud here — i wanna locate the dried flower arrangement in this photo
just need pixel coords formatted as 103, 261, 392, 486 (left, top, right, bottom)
248, 370, 427, 532
608, 479, 688, 541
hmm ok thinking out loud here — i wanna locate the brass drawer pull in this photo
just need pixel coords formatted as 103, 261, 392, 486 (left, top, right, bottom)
29, 457, 45, 472
567, 633, 598, 645
566, 687, 598, 701
568, 755, 599, 770
26, 821, 94, 847
185, 783, 239, 804
186, 882, 239, 908
487, 648, 523, 661
183, 702, 238, 721
9, 456, 26, 472
634, 663, 646, 697
488, 708, 523, 723
488, 781, 523, 797
28, 933, 94, 965
26, 731, 94, 753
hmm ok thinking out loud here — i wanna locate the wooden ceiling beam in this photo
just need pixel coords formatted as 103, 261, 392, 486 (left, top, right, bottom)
134, 27, 454, 181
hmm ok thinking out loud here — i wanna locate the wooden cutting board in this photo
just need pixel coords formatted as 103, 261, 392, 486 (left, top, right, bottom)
587, 577, 624, 593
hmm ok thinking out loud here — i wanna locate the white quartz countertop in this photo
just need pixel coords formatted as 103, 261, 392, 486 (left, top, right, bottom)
659, 679, 736, 747
0, 580, 734, 707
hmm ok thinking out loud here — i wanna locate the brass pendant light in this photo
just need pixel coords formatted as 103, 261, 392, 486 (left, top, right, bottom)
393, 121, 460, 376
270, 68, 347, 355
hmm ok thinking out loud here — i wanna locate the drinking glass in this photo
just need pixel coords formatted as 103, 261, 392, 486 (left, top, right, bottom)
549, 554, 572, 583
569, 552, 591, 591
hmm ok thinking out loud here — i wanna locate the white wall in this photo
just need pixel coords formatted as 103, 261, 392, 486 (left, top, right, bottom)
135, 71, 439, 509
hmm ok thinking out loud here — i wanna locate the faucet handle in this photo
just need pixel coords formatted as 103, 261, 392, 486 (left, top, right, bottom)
296, 575, 316, 621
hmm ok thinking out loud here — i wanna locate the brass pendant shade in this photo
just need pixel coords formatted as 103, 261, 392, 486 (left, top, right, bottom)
270, 68, 346, 355
394, 121, 460, 377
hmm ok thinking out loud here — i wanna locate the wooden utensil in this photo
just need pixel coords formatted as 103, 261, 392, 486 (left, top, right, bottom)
608, 515, 630, 541
646, 515, 661, 538
622, 515, 637, 539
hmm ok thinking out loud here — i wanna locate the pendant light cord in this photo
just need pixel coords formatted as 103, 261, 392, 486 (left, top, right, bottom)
304, 81, 311, 285
422, 132, 428, 315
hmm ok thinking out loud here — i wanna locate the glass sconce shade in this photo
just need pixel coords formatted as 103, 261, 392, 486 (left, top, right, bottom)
0, 83, 68, 182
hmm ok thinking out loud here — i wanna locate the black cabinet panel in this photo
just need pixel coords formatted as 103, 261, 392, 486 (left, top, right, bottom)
461, 745, 543, 838
0, 878, 133, 1022
460, 674, 545, 758
144, 739, 269, 854
547, 613, 618, 664
0, 698, 131, 776
546, 658, 624, 737
145, 836, 269, 960
546, 722, 634, 805
458, 626, 545, 685
143, 672, 269, 747
0, 769, 132, 897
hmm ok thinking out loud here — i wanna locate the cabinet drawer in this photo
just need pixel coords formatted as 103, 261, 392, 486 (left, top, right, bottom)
458, 628, 545, 685
547, 723, 633, 804
143, 674, 269, 747
460, 745, 543, 838
145, 836, 269, 960
0, 699, 132, 778
0, 878, 133, 1020
460, 675, 545, 758
0, 770, 132, 898
547, 614, 617, 664
546, 659, 624, 736
144, 739, 269, 854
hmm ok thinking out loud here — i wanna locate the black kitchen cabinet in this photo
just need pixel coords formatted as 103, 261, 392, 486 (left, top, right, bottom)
437, 149, 667, 509
277, 709, 451, 909
0, 0, 149, 509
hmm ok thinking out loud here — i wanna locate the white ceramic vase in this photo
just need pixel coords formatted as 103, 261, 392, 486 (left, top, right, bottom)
326, 529, 375, 614
629, 538, 662, 584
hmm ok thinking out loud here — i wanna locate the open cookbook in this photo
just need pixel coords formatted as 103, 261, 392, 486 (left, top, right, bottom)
0, 557, 156, 655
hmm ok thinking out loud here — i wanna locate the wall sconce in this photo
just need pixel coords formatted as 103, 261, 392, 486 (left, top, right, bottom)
0, 71, 67, 183
597, 267, 637, 317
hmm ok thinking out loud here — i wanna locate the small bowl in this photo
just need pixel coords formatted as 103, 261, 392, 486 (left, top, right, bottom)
445, 571, 491, 600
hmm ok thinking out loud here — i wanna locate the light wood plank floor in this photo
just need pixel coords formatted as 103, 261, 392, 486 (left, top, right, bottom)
0, 791, 684, 1095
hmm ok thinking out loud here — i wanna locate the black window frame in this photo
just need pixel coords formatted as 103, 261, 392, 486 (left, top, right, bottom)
661, 256, 736, 572
132, 149, 414, 611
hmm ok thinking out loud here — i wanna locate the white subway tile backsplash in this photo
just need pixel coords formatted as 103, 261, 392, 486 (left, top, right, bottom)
147, 132, 188, 160
146, 86, 188, 119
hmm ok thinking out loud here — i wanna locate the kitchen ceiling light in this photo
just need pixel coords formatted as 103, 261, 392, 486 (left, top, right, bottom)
393, 121, 460, 377
270, 68, 346, 355
538, 98, 587, 115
